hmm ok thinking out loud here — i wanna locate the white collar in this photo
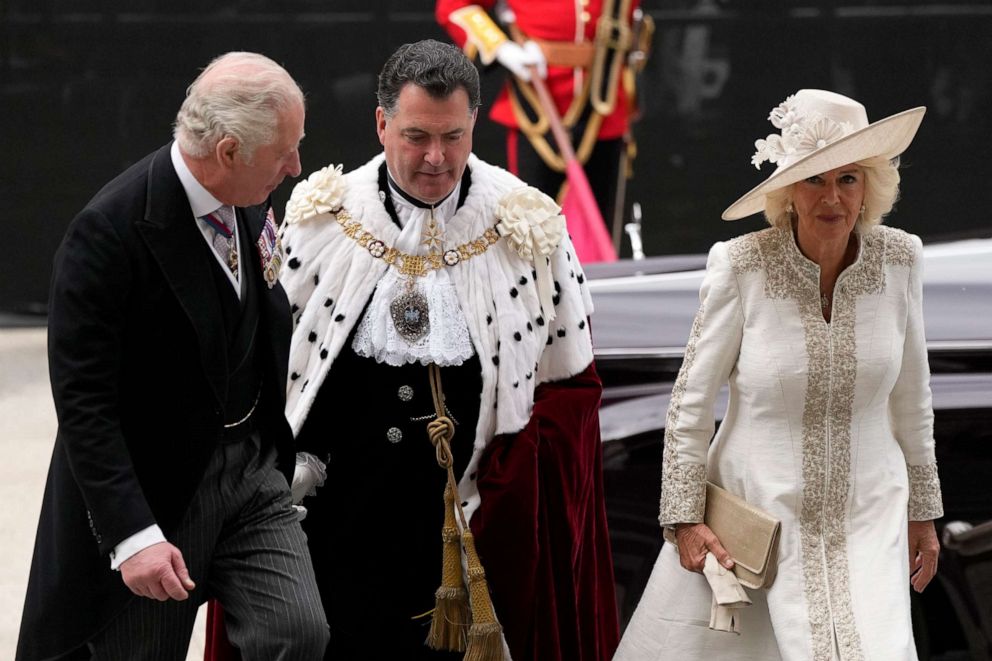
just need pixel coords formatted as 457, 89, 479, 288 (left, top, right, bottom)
385, 169, 461, 230
170, 141, 225, 218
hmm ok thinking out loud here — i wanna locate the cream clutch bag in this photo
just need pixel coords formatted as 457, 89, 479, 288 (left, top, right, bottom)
664, 482, 781, 589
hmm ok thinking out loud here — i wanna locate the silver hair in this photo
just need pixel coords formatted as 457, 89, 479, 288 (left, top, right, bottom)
763, 156, 902, 232
173, 52, 304, 163
377, 39, 481, 118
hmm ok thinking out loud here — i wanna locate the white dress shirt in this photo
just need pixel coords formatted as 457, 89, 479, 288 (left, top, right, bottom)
171, 141, 242, 296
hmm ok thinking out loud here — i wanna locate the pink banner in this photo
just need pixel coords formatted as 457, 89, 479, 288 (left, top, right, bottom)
561, 160, 618, 263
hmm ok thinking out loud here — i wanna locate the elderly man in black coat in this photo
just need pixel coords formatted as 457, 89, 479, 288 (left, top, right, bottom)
16, 52, 328, 661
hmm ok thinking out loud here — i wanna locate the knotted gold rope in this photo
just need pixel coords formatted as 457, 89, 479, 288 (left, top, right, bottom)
424, 363, 503, 660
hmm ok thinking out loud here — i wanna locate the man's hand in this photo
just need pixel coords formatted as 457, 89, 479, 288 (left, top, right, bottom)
908, 519, 939, 592
120, 542, 196, 601
674, 522, 734, 574
495, 41, 547, 81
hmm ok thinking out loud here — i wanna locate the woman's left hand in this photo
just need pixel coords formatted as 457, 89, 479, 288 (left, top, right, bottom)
908, 519, 940, 592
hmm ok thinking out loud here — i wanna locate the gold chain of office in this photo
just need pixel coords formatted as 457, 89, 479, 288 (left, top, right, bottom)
334, 208, 501, 278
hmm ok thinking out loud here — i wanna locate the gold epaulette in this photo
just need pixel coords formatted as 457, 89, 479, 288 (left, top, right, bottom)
449, 5, 508, 65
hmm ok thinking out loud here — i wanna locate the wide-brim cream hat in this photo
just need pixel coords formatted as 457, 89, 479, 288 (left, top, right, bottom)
722, 89, 925, 220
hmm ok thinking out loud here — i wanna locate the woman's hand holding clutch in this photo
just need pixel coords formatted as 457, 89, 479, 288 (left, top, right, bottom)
674, 522, 735, 574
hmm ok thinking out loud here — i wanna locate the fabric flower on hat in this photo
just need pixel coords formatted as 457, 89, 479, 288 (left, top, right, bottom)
752, 134, 791, 169
752, 97, 855, 170
768, 95, 799, 130
797, 115, 853, 153
496, 186, 566, 322
284, 164, 345, 226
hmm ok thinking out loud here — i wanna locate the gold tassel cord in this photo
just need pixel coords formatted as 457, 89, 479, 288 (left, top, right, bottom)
461, 530, 505, 661
424, 364, 505, 659
426, 483, 469, 652
428, 416, 456, 469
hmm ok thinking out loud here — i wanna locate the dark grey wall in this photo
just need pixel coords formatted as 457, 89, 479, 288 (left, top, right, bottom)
2, 0, 990, 313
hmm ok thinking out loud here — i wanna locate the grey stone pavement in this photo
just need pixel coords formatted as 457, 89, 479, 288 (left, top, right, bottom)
0, 327, 205, 659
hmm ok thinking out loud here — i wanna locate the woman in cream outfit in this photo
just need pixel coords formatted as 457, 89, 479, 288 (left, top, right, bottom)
615, 90, 943, 661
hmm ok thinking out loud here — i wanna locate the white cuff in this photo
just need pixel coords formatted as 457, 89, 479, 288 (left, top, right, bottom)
292, 451, 328, 504
110, 524, 166, 570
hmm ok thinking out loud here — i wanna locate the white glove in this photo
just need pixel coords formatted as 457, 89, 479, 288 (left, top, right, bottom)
293, 504, 308, 522
702, 552, 751, 633
495, 40, 547, 81
291, 452, 327, 504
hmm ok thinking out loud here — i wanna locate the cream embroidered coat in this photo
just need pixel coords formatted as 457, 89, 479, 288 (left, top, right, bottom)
615, 225, 943, 661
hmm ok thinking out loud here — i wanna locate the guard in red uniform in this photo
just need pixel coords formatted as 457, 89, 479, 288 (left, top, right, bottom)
437, 0, 651, 237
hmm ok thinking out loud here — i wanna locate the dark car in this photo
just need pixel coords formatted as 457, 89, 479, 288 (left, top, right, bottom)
586, 237, 992, 660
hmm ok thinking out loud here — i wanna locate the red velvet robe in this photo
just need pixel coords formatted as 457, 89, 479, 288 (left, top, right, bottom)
204, 362, 618, 661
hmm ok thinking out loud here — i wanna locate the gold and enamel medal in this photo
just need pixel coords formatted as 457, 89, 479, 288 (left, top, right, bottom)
388, 211, 439, 343
390, 282, 431, 342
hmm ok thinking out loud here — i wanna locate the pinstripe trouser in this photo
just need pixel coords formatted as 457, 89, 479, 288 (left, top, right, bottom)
89, 433, 329, 660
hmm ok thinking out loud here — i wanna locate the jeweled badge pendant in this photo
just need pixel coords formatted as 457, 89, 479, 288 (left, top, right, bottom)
390, 289, 430, 343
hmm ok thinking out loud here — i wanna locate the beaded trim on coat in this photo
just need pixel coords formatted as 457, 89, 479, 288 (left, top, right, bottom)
659, 302, 709, 524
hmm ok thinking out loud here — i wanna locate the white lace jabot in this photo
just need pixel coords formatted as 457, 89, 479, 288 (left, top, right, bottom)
350, 177, 476, 367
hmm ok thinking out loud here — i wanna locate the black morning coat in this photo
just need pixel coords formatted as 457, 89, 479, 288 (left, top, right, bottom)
16, 144, 295, 661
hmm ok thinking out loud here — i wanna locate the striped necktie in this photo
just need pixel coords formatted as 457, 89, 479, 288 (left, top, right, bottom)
202, 206, 239, 277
